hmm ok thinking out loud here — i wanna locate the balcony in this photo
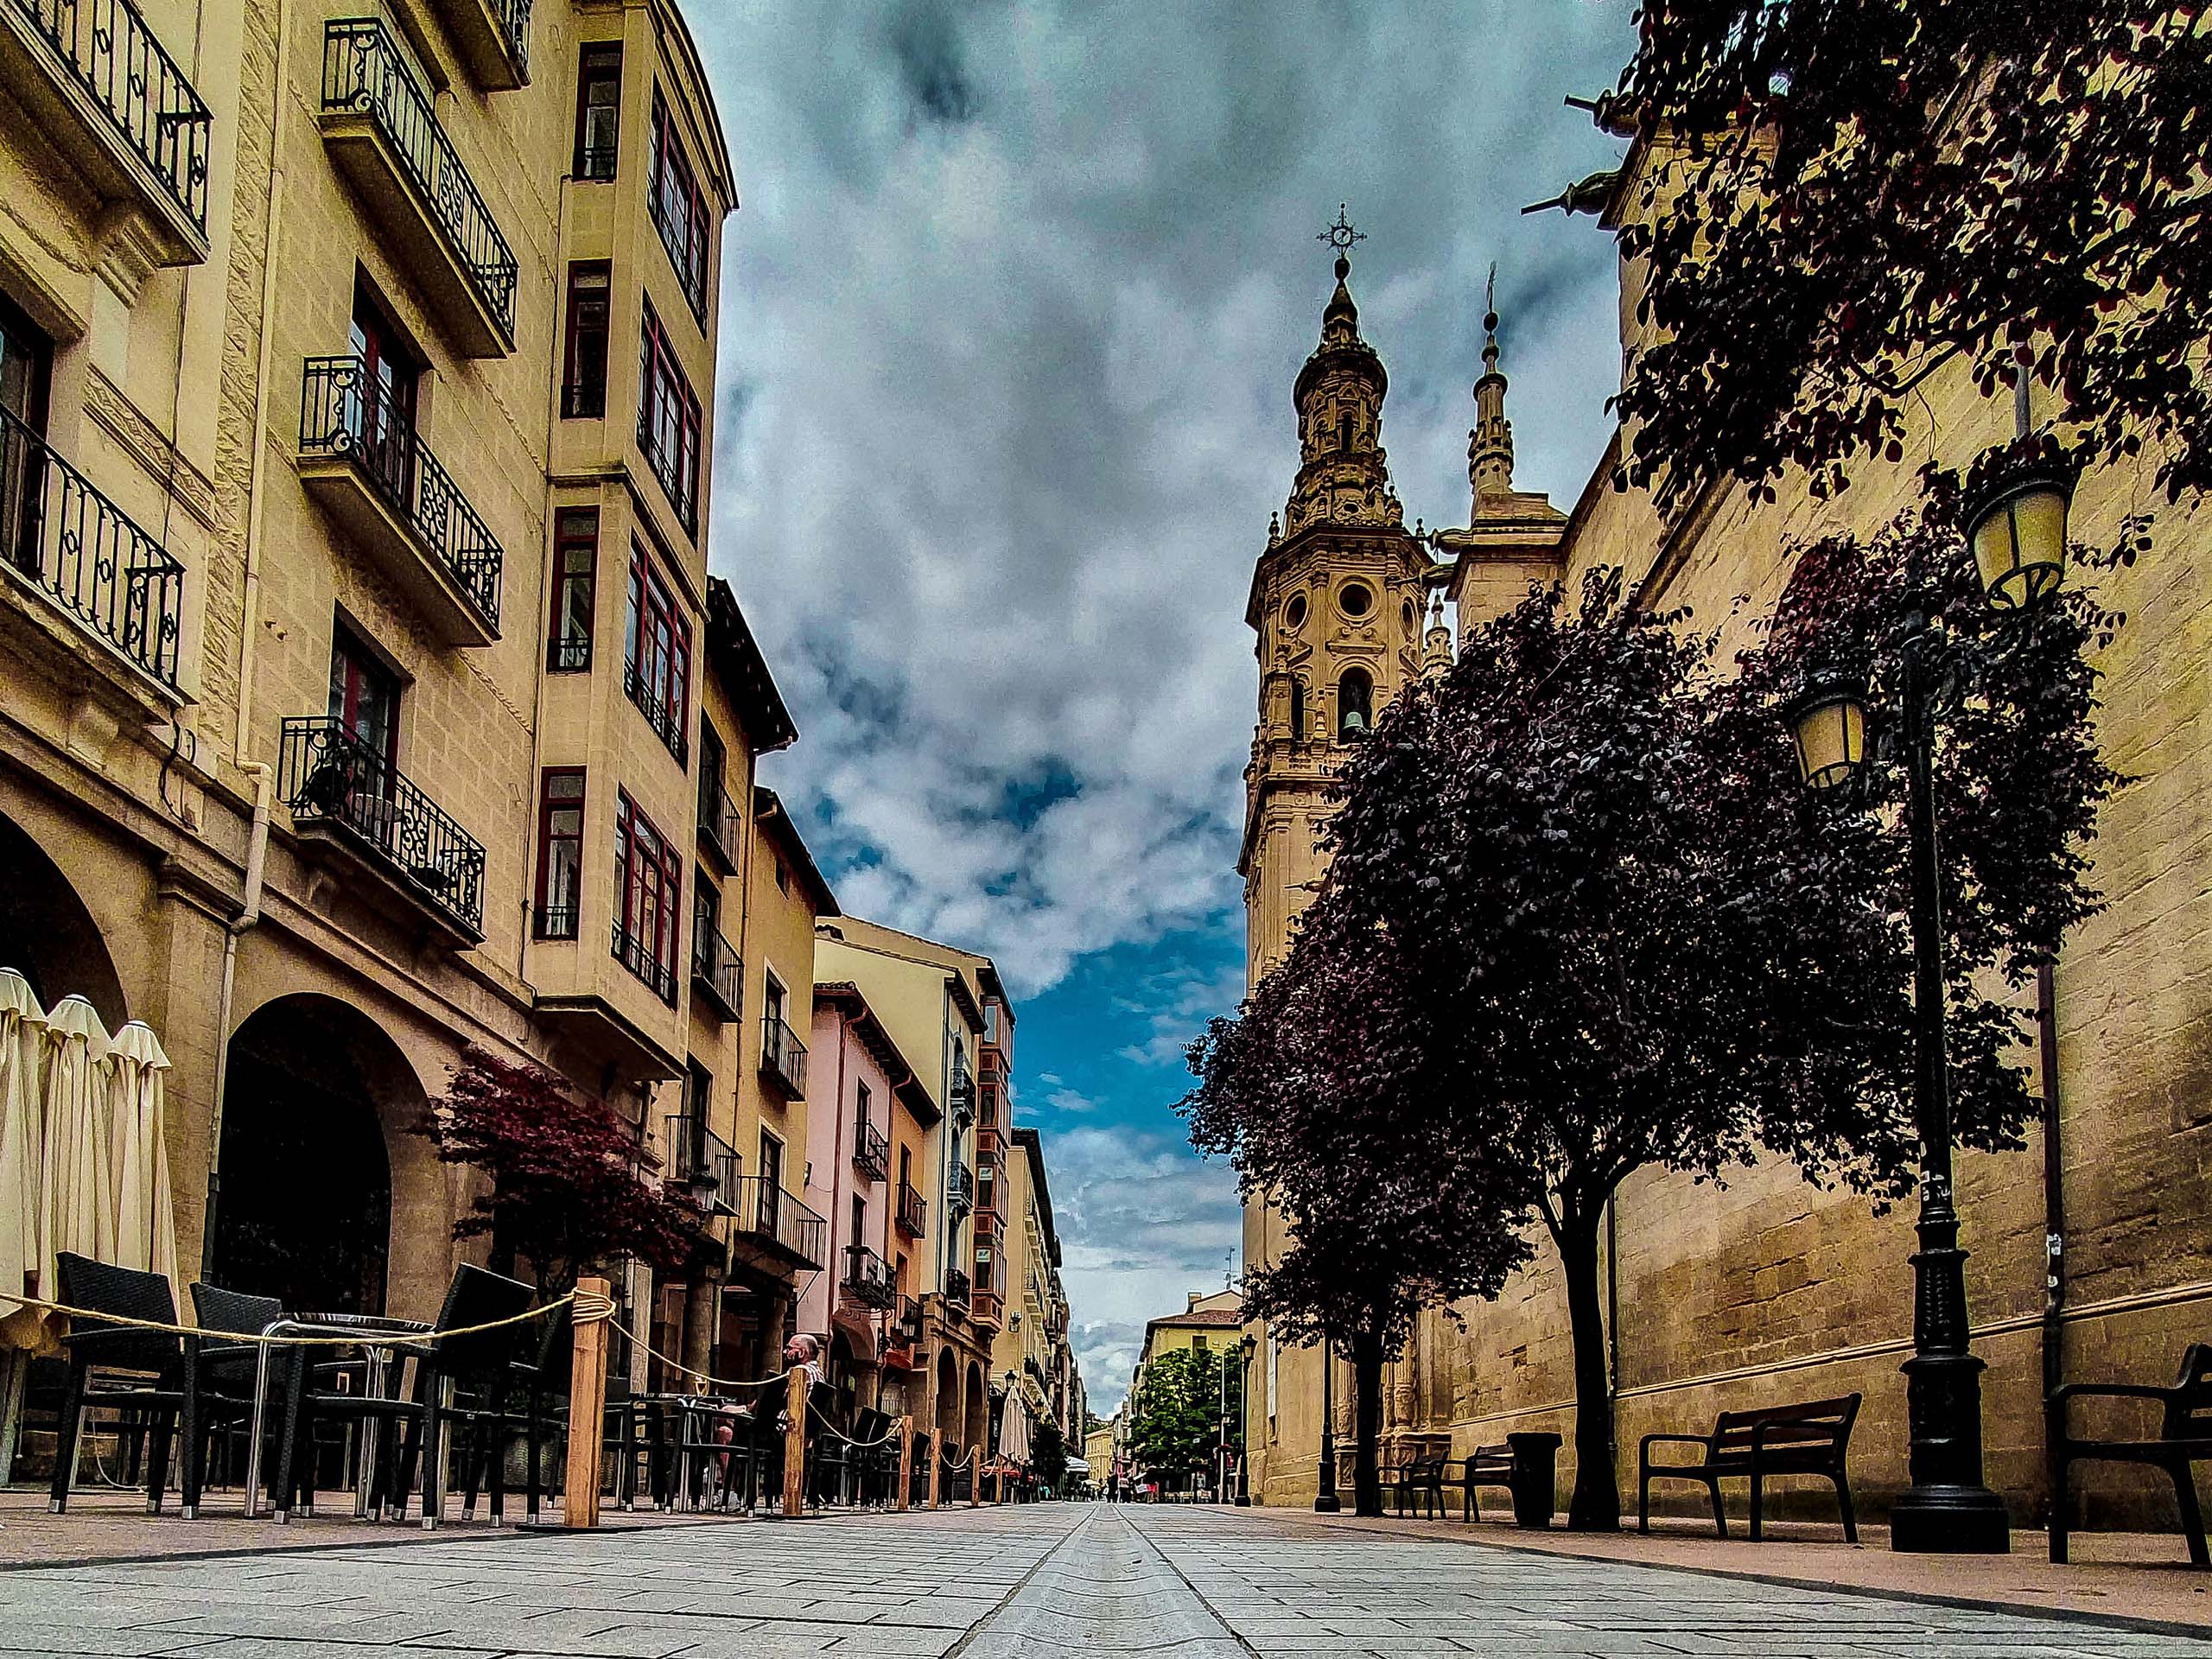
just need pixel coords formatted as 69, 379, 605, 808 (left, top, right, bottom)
612, 918, 677, 1005
439, 0, 531, 91
664, 1114, 736, 1217
946, 1160, 973, 1219
943, 1267, 970, 1313
839, 1243, 896, 1311
728, 1173, 823, 1270
277, 716, 486, 941
880, 1296, 922, 1370
623, 657, 688, 766
690, 925, 740, 1022
0, 404, 183, 698
894, 1179, 925, 1241
319, 18, 518, 356
297, 357, 504, 645
759, 1013, 806, 1100
696, 779, 741, 875
851, 1114, 889, 1184
0, 0, 210, 289
947, 1056, 975, 1126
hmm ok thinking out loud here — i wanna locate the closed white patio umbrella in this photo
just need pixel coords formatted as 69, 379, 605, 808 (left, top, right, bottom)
38, 997, 114, 1327
0, 969, 45, 1351
998, 1388, 1031, 1465
107, 1021, 176, 1291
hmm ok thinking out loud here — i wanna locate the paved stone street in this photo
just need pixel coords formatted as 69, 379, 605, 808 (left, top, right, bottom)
2, 1503, 2206, 1657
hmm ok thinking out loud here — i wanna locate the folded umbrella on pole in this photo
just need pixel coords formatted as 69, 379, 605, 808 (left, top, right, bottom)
107, 1021, 176, 1292
38, 997, 114, 1339
0, 969, 45, 1352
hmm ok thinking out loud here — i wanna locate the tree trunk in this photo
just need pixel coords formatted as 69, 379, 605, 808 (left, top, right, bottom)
1557, 1211, 1620, 1531
1351, 1328, 1386, 1517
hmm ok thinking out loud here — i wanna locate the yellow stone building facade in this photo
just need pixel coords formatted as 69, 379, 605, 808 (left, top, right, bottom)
0, 0, 848, 1447
1243, 143, 2212, 1535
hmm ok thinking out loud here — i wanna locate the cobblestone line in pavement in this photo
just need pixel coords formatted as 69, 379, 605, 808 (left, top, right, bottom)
1130, 1504, 2212, 1658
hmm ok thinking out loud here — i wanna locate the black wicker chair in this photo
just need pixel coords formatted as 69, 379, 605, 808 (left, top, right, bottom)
48, 1254, 252, 1516
185, 1282, 305, 1514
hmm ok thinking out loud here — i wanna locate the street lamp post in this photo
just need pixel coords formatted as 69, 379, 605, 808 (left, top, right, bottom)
1784, 429, 2071, 1557
1236, 1334, 1255, 1506
1314, 1335, 1340, 1513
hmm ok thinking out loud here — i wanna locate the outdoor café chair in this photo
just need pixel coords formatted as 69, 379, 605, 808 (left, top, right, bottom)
48, 1254, 251, 1516
272, 1262, 536, 1525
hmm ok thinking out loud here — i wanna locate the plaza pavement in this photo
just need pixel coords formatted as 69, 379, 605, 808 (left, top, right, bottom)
1, 1499, 2207, 1657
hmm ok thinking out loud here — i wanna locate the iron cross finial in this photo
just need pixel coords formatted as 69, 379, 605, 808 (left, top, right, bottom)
1319, 205, 1364, 258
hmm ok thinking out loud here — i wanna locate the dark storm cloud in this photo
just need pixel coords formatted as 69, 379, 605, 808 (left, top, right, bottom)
689, 0, 1637, 1396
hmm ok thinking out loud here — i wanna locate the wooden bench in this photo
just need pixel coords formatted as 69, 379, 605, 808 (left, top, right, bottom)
2050, 1342, 2212, 1568
1638, 1393, 1860, 1541
1385, 1452, 1447, 1519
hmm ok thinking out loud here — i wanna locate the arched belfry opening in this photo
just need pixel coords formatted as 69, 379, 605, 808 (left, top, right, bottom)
1337, 667, 1374, 740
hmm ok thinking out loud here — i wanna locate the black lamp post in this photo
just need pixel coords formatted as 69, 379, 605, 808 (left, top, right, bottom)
1236, 1334, 1255, 1506
1784, 439, 2071, 1557
1314, 1334, 1340, 1513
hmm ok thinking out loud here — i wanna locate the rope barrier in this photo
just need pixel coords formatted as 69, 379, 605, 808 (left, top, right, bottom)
806, 1402, 903, 1448
0, 1288, 575, 1346
596, 1307, 795, 1397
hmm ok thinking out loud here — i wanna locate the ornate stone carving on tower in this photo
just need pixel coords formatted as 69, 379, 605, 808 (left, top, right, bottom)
1435, 268, 1568, 639
1238, 212, 1441, 1506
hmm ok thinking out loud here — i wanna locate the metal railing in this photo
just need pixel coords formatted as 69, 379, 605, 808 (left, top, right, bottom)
636, 403, 696, 533
9, 0, 209, 229
948, 1056, 975, 1121
321, 18, 518, 337
947, 1160, 973, 1217
664, 1113, 736, 1217
759, 1013, 807, 1097
278, 716, 485, 935
0, 404, 182, 687
575, 139, 616, 181
698, 779, 741, 870
895, 1179, 925, 1240
534, 901, 576, 940
546, 632, 589, 673
300, 357, 503, 631
612, 918, 677, 1004
560, 377, 604, 419
623, 657, 687, 765
690, 925, 740, 1020
728, 1174, 823, 1268
852, 1115, 890, 1184
841, 1243, 896, 1310
483, 0, 531, 79
943, 1267, 970, 1311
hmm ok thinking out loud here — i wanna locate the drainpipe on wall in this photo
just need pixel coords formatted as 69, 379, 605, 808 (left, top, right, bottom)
2039, 960, 2068, 1529
201, 0, 288, 1279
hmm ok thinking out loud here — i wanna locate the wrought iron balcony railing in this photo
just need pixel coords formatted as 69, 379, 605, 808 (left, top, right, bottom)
728, 1173, 824, 1269
9, 0, 210, 230
690, 925, 740, 1021
840, 1243, 897, 1310
852, 1114, 890, 1184
300, 356, 503, 631
481, 0, 531, 79
759, 1013, 807, 1098
942, 1267, 970, 1311
623, 657, 687, 765
278, 716, 486, 937
948, 1055, 975, 1122
613, 918, 677, 1004
895, 1179, 925, 1240
664, 1113, 736, 1217
320, 18, 518, 337
697, 779, 741, 873
0, 404, 182, 688
946, 1160, 973, 1218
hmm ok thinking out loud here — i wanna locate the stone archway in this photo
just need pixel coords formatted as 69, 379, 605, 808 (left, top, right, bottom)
211, 994, 429, 1316
0, 810, 127, 1027
964, 1359, 988, 1461
934, 1346, 961, 1452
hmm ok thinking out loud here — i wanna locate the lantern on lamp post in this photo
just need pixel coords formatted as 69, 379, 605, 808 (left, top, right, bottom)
1963, 455, 2073, 612
1785, 678, 1870, 796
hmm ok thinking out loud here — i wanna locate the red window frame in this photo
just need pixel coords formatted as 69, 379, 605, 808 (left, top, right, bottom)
562, 262, 611, 418
613, 791, 681, 998
637, 302, 701, 531
625, 539, 690, 754
548, 507, 597, 671
534, 767, 586, 938
574, 43, 622, 179
650, 90, 709, 319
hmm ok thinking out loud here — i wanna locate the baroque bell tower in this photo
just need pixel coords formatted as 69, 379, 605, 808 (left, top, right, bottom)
1239, 211, 1440, 982
1238, 212, 1440, 1508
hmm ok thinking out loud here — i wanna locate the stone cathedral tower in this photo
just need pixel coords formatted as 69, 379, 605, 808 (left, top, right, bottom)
1239, 214, 1440, 1505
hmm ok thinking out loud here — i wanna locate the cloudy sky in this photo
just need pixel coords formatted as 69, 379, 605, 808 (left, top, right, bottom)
690, 0, 1637, 1414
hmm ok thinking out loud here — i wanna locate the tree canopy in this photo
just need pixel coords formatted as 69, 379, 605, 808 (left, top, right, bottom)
422, 1047, 701, 1293
1126, 1347, 1229, 1492
1610, 1, 2212, 512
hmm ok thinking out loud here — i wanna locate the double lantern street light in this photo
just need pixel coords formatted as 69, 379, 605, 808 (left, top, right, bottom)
1784, 442, 2075, 1556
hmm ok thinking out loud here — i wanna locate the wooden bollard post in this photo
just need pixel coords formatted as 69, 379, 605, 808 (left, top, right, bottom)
781, 1366, 808, 1518
928, 1433, 942, 1508
563, 1277, 610, 1530
969, 1446, 982, 1508
995, 1462, 1005, 1504
893, 1416, 912, 1512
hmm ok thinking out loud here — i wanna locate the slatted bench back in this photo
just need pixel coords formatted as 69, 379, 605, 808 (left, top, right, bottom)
1711, 1394, 1859, 1458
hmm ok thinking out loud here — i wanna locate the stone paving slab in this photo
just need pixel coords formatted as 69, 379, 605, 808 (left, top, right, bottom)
4, 1499, 2211, 1656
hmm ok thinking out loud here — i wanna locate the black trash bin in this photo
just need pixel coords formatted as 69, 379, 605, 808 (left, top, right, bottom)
1506, 1431, 1562, 1529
